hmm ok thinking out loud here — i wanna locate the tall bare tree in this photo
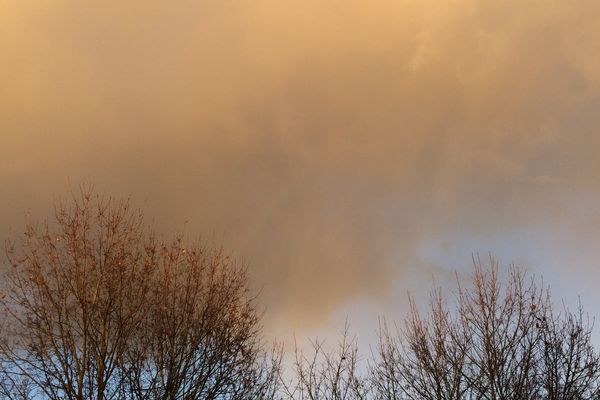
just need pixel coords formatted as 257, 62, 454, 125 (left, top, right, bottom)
0, 188, 280, 400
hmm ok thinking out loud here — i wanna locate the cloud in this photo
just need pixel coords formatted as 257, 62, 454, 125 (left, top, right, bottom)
2, 0, 600, 334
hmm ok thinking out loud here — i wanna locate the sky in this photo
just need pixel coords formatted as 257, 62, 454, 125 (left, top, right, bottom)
2, 0, 600, 343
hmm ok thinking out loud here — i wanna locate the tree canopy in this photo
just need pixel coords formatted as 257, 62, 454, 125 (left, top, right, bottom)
0, 189, 280, 400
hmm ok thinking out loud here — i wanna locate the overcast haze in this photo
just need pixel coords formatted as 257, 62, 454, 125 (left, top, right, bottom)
2, 0, 600, 339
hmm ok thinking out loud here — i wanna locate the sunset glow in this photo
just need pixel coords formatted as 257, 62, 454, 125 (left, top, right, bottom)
2, 0, 600, 342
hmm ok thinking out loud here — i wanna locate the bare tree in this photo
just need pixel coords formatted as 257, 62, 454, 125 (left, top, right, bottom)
122, 238, 282, 400
537, 302, 600, 400
373, 290, 472, 400
457, 261, 543, 400
283, 323, 370, 400
373, 258, 600, 400
0, 187, 280, 400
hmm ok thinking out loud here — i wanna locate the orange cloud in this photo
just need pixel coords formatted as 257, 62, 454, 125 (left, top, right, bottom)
2, 0, 600, 336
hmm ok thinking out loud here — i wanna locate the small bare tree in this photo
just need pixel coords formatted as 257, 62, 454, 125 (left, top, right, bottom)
0, 187, 280, 400
283, 323, 370, 400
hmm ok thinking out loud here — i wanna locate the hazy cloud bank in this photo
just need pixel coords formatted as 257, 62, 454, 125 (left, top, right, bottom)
2, 0, 600, 334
